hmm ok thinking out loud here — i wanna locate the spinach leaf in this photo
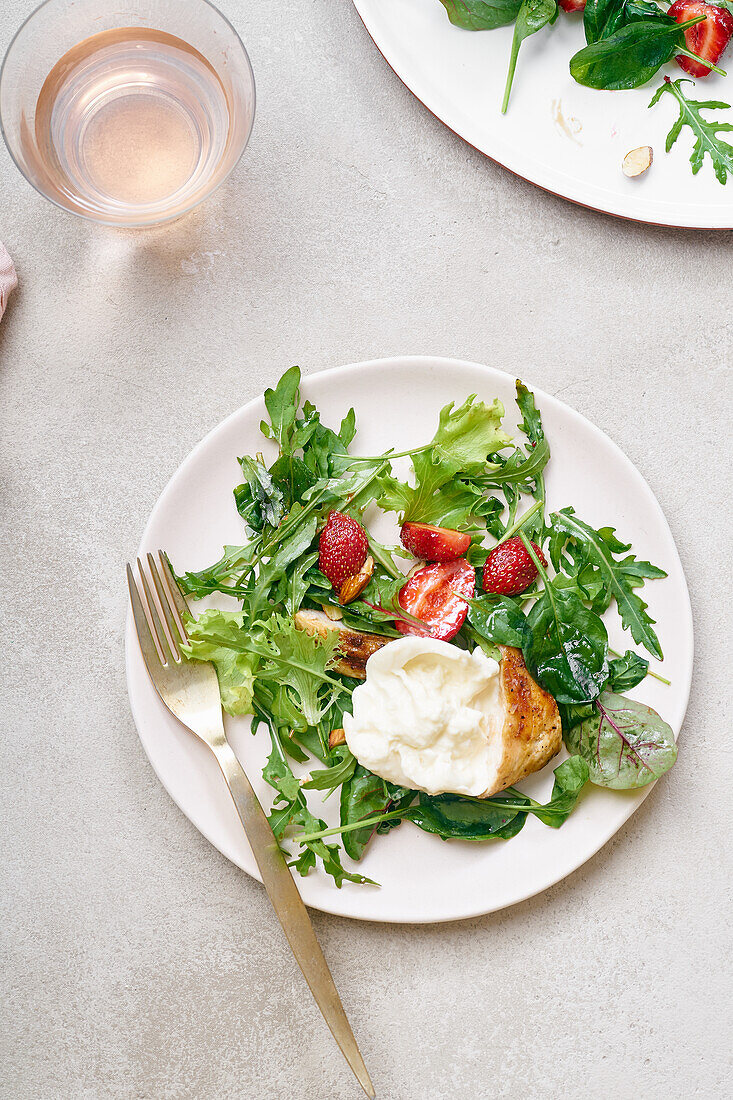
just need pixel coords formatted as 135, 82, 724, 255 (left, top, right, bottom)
525, 585, 609, 703
468, 593, 530, 648
550, 508, 665, 659
406, 791, 529, 841
607, 649, 649, 691
340, 766, 395, 860
438, 0, 523, 29
650, 77, 733, 185
584, 0, 670, 45
570, 17, 701, 90
234, 456, 285, 532
502, 0, 557, 114
529, 755, 589, 825
565, 691, 677, 789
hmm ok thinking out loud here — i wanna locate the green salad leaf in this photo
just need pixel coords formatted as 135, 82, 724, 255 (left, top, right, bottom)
583, 0, 671, 45
565, 692, 677, 789
437, 0, 523, 29
377, 394, 511, 526
570, 16, 702, 90
502, 0, 558, 114
550, 508, 665, 659
649, 78, 733, 185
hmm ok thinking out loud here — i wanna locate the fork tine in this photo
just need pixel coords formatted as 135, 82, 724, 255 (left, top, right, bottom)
157, 551, 190, 642
137, 557, 174, 664
147, 552, 184, 658
127, 563, 166, 669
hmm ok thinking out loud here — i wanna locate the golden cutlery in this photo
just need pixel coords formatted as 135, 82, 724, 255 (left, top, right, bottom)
127, 551, 375, 1098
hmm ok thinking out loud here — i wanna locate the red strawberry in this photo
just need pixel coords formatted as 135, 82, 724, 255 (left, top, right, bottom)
318, 511, 369, 589
482, 537, 547, 596
400, 522, 471, 563
559, 0, 586, 11
396, 559, 475, 642
668, 1, 733, 76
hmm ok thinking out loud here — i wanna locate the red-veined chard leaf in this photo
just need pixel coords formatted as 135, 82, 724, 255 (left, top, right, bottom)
565, 691, 677, 789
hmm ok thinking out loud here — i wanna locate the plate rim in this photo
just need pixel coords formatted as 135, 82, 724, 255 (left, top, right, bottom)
351, 0, 732, 231
125, 355, 694, 923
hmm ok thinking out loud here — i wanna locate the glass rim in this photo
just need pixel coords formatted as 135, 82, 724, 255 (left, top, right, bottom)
0, 0, 256, 228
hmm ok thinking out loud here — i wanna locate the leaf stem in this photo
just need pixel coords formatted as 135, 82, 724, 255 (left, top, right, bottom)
495, 499, 543, 546
295, 808, 407, 843
608, 646, 670, 686
677, 46, 726, 77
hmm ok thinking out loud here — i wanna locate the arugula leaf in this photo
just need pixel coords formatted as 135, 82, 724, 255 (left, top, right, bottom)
302, 745, 357, 792
467, 593, 530, 649
515, 379, 544, 446
607, 649, 649, 692
377, 395, 511, 525
234, 456, 284, 532
570, 17, 702, 90
649, 77, 733, 185
260, 365, 301, 451
502, 0, 557, 114
437, 0, 523, 29
565, 691, 677, 789
261, 727, 376, 886
584, 0, 670, 45
174, 543, 258, 599
550, 508, 665, 659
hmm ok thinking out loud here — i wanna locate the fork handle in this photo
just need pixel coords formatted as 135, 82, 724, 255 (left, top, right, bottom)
212, 738, 374, 1099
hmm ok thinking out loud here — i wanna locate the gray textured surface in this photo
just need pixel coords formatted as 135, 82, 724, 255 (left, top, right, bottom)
1, 1, 732, 1098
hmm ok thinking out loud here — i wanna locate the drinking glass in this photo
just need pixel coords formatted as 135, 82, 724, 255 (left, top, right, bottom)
0, 0, 255, 227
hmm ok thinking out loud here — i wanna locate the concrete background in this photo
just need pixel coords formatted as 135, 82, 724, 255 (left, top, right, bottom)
2, 1, 731, 1098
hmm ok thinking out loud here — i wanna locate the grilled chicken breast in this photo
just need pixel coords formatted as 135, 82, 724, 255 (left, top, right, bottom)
294, 611, 561, 795
293, 609, 391, 678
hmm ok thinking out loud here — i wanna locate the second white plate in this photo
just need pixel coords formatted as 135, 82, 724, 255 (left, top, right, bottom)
125, 356, 693, 922
353, 0, 733, 227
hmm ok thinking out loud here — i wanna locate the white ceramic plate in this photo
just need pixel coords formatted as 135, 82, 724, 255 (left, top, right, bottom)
125, 356, 693, 923
352, 0, 733, 228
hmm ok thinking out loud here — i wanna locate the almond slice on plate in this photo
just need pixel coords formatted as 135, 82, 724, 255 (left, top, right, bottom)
622, 146, 653, 178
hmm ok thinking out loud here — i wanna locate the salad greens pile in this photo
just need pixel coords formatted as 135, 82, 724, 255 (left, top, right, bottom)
176, 366, 677, 888
437, 0, 733, 183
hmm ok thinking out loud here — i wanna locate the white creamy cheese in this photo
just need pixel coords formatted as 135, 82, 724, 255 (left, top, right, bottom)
343, 636, 505, 797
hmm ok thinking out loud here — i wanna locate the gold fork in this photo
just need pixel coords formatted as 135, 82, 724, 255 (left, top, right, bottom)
127, 551, 375, 1098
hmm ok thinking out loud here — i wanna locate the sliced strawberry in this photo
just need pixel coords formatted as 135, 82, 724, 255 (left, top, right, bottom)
482, 536, 547, 596
400, 522, 471, 563
318, 511, 369, 589
558, 0, 586, 11
396, 559, 475, 641
668, 1, 733, 76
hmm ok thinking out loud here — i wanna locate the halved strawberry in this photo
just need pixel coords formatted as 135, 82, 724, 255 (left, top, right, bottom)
482, 536, 547, 596
400, 522, 471, 563
396, 559, 475, 641
668, 0, 733, 76
559, 0, 586, 11
318, 511, 369, 589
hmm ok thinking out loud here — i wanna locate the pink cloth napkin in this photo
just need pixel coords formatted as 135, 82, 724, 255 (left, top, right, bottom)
0, 242, 17, 321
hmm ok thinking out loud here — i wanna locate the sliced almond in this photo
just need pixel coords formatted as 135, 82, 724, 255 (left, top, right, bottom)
322, 603, 344, 621
622, 146, 653, 178
329, 727, 346, 749
339, 555, 374, 605
406, 560, 426, 580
